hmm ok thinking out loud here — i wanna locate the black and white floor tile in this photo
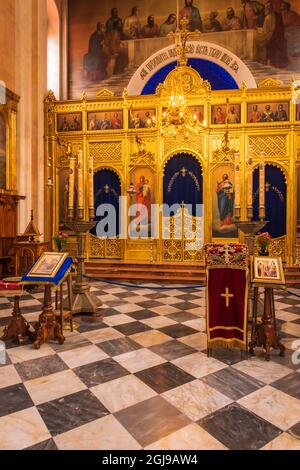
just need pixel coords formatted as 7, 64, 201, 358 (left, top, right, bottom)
0, 282, 300, 450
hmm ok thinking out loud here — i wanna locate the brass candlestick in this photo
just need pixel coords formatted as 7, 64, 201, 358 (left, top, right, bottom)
235, 218, 268, 355
66, 220, 103, 317
235, 220, 267, 256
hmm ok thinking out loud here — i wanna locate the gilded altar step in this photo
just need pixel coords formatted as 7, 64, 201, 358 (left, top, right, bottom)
85, 260, 206, 284
284, 266, 300, 289
85, 260, 300, 287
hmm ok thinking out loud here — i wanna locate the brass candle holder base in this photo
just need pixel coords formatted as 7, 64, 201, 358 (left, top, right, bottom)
66, 220, 103, 318
235, 219, 270, 355
235, 220, 268, 256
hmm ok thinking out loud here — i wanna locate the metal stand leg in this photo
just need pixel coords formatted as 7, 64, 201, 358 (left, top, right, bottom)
68, 273, 74, 332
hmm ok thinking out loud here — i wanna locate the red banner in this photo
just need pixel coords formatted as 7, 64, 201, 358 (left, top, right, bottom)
207, 268, 248, 350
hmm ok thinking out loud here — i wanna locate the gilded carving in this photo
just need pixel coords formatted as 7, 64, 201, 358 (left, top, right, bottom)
183, 247, 204, 262
89, 142, 122, 163
295, 239, 300, 265
249, 135, 287, 159
96, 88, 115, 98
212, 131, 237, 163
106, 239, 121, 258
164, 132, 202, 157
130, 135, 155, 167
258, 77, 283, 88
163, 240, 183, 261
89, 234, 121, 259
254, 236, 287, 261
156, 65, 211, 99
162, 213, 203, 262
45, 90, 57, 103
44, 90, 57, 134
46, 62, 299, 265
56, 140, 82, 168
89, 235, 105, 258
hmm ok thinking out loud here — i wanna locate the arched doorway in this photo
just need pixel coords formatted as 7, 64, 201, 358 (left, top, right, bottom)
253, 164, 287, 256
89, 169, 122, 259
162, 153, 203, 262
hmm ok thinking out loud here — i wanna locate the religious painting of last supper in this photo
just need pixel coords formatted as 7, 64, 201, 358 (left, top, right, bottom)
1, 0, 300, 458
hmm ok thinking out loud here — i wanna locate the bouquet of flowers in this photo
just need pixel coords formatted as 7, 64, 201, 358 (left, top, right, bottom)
256, 232, 271, 254
53, 231, 68, 252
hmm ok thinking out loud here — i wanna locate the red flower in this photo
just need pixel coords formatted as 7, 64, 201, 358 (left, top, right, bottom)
256, 232, 271, 249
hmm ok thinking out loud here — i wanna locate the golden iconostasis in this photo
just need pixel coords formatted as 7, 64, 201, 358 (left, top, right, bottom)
44, 72, 300, 265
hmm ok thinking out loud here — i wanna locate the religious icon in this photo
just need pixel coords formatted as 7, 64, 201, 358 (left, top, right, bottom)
211, 104, 241, 125
57, 113, 82, 132
212, 165, 238, 238
252, 256, 285, 285
129, 168, 154, 237
136, 175, 152, 220
26, 252, 68, 278
248, 104, 262, 123
129, 108, 156, 128
189, 106, 204, 124
247, 102, 289, 123
87, 111, 123, 130
59, 169, 70, 226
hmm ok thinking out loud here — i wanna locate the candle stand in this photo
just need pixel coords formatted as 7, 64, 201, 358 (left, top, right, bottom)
235, 219, 267, 352
235, 220, 266, 256
66, 220, 103, 317
58, 142, 102, 318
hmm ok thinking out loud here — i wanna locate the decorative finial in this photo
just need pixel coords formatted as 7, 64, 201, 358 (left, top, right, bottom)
45, 90, 56, 102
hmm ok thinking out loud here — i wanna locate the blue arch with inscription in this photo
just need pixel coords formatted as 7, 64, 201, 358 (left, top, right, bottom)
141, 58, 239, 95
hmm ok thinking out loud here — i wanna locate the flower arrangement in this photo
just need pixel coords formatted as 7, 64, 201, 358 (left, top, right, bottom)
256, 232, 271, 255
53, 231, 68, 252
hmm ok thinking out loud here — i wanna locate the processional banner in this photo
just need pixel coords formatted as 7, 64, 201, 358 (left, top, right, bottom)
205, 244, 249, 350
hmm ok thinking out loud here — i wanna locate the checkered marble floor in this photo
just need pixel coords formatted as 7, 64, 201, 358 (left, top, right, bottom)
1, 282, 300, 450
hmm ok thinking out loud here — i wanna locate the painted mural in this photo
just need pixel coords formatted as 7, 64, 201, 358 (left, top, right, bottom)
68, 0, 300, 99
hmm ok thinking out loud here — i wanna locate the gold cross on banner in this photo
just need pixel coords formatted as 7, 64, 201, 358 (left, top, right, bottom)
181, 167, 187, 177
221, 287, 234, 308
224, 245, 230, 264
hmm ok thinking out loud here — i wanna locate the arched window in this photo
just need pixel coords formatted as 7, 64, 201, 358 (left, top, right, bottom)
47, 0, 60, 97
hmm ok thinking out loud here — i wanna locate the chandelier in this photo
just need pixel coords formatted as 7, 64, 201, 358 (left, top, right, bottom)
160, 17, 204, 140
